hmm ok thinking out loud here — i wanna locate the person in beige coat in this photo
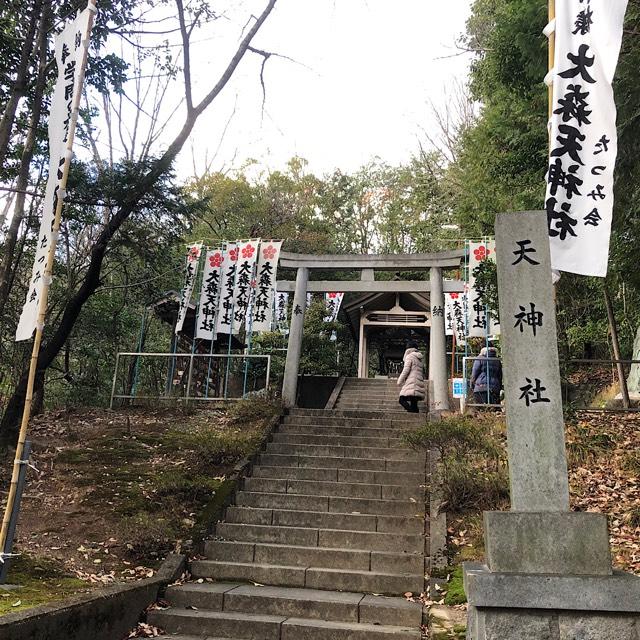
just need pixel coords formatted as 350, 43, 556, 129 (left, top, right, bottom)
397, 340, 425, 413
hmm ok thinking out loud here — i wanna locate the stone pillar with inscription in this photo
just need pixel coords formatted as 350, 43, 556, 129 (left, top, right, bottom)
464, 211, 640, 640
282, 266, 308, 407
429, 266, 450, 412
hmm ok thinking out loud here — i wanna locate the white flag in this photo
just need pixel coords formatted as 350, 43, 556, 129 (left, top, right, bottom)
467, 241, 500, 338
195, 248, 223, 340
175, 244, 202, 334
232, 240, 260, 333
215, 243, 238, 335
16, 7, 94, 341
252, 241, 282, 333
324, 292, 344, 322
445, 292, 467, 345
546, 0, 628, 277
275, 292, 289, 333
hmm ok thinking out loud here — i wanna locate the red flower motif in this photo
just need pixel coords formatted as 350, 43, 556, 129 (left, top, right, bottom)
209, 252, 223, 268
473, 245, 490, 261
242, 244, 256, 259
187, 246, 201, 262
263, 245, 277, 260
450, 293, 459, 299
328, 292, 338, 299
228, 247, 239, 262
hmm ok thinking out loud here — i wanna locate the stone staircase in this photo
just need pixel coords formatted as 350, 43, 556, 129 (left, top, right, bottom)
334, 378, 428, 413
149, 389, 429, 640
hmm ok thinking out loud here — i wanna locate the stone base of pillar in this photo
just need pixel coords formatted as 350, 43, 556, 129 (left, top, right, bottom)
464, 563, 640, 640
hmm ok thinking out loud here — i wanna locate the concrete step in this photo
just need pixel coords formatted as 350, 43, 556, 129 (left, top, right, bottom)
243, 477, 421, 501
283, 415, 422, 428
164, 583, 423, 626
252, 465, 424, 487
150, 607, 420, 640
235, 492, 425, 517
225, 506, 425, 534
190, 560, 424, 596
258, 453, 424, 473
204, 540, 424, 573
279, 423, 405, 438
271, 432, 404, 448
265, 442, 424, 462
215, 523, 426, 554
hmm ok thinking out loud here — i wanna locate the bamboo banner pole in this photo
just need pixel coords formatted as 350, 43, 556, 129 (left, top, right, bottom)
0, 0, 98, 556
548, 0, 556, 126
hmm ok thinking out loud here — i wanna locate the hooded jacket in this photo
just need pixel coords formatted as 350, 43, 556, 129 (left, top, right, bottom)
397, 348, 426, 399
470, 347, 502, 392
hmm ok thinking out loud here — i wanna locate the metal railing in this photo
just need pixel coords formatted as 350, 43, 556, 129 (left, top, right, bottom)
110, 352, 271, 408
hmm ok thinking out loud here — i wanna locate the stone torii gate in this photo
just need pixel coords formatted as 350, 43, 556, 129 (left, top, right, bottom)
276, 250, 465, 410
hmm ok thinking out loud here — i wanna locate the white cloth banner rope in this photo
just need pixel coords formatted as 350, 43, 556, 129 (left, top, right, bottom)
195, 248, 223, 340
252, 241, 283, 333
546, 0, 628, 277
16, 7, 93, 341
175, 244, 202, 334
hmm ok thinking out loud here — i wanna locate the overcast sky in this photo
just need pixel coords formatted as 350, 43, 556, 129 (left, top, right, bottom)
177, 0, 472, 178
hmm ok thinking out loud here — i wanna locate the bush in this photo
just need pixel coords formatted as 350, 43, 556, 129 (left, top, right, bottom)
404, 414, 509, 513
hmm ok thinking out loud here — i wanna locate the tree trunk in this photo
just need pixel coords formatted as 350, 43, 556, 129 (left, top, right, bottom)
0, 1, 50, 318
0, 0, 278, 445
604, 284, 630, 409
0, 0, 43, 170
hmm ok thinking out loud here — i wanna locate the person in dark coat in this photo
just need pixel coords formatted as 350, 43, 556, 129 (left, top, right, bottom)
470, 346, 502, 406
397, 340, 425, 413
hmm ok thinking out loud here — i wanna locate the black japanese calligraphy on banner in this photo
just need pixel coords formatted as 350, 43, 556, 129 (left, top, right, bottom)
445, 292, 467, 345
546, 0, 628, 277
324, 292, 344, 323
231, 240, 260, 334
175, 244, 202, 334
467, 241, 500, 338
16, 7, 93, 341
275, 292, 289, 334
215, 244, 239, 335
252, 241, 283, 333
195, 248, 223, 340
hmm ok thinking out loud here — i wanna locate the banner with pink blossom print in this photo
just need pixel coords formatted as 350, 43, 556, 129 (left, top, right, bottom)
215, 243, 238, 335
252, 241, 283, 333
467, 240, 500, 338
324, 292, 344, 322
231, 240, 260, 334
195, 248, 223, 340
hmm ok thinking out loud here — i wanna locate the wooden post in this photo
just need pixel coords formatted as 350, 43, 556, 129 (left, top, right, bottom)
604, 285, 630, 409
548, 0, 556, 124
0, 1, 97, 555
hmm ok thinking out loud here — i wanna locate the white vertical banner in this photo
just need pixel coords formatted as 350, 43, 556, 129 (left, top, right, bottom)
232, 239, 260, 334
252, 241, 283, 333
275, 292, 289, 333
215, 243, 238, 335
175, 244, 202, 334
546, 0, 628, 277
445, 292, 467, 345
324, 292, 344, 322
467, 240, 500, 338
306, 293, 313, 309
16, 7, 94, 341
195, 248, 223, 340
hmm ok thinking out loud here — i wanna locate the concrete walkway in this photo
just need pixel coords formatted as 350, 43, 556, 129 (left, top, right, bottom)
150, 380, 429, 639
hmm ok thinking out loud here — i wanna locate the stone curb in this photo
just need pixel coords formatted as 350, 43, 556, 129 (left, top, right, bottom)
0, 553, 186, 640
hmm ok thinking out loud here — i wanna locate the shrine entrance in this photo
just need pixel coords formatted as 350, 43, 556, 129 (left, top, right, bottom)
275, 250, 465, 411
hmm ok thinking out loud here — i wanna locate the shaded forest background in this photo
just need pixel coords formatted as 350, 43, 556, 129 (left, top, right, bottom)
0, 0, 639, 444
